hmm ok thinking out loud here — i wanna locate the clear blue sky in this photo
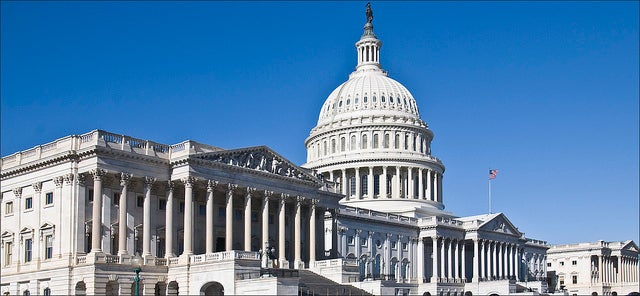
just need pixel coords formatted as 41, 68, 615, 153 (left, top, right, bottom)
2, 1, 638, 245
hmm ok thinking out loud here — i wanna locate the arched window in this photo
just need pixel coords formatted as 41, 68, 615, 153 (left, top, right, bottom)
373, 134, 379, 148
23, 291, 30, 296
361, 175, 368, 196
384, 133, 390, 148
381, 95, 385, 102
43, 288, 51, 296
372, 95, 376, 102
340, 137, 346, 152
355, 97, 359, 104
331, 139, 336, 154
405, 135, 410, 150
339, 100, 343, 107
363, 96, 367, 103
395, 134, 400, 149
346, 99, 351, 105
413, 135, 418, 151
361, 134, 368, 149
316, 143, 320, 158
323, 141, 327, 156
350, 135, 356, 151
390, 96, 394, 103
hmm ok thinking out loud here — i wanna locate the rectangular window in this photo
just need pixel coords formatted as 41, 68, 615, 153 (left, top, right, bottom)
113, 192, 120, 206
45, 192, 53, 205
5, 242, 12, 266
349, 177, 356, 196
136, 195, 144, 207
391, 241, 397, 249
361, 238, 367, 246
179, 202, 185, 213
199, 205, 206, 216
88, 189, 94, 202
547, 262, 552, 267
572, 260, 577, 266
361, 175, 368, 195
6, 201, 13, 214
158, 198, 166, 210
402, 242, 408, 251
572, 275, 577, 284
45, 235, 53, 259
347, 236, 354, 245
25, 197, 33, 210
24, 238, 32, 262
560, 261, 564, 266
559, 276, 565, 286
373, 174, 380, 195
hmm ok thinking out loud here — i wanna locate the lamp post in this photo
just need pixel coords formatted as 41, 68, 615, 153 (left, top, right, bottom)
133, 267, 141, 296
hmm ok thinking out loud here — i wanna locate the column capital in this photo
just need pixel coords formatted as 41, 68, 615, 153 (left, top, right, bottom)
295, 195, 305, 204
368, 231, 374, 238
311, 198, 319, 207
166, 180, 175, 192
207, 180, 218, 192
355, 229, 362, 235
90, 168, 106, 180
119, 173, 132, 187
264, 190, 274, 200
63, 173, 74, 185
182, 176, 196, 187
77, 173, 86, 186
246, 187, 256, 196
386, 233, 392, 239
53, 177, 64, 188
227, 183, 238, 193
280, 193, 290, 203
12, 187, 22, 198
144, 176, 156, 187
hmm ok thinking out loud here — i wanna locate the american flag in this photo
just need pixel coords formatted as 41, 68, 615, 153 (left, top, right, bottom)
489, 169, 498, 180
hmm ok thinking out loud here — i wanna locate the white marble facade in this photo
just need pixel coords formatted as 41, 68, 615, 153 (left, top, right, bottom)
1, 4, 637, 296
546, 240, 639, 296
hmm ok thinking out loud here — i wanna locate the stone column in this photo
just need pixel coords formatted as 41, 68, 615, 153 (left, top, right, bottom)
294, 196, 303, 269
492, 242, 497, 279
382, 166, 388, 198
385, 234, 392, 275
367, 166, 374, 198
418, 168, 424, 200
225, 184, 236, 251
496, 242, 502, 279
417, 238, 425, 282
431, 236, 439, 282
118, 173, 131, 255
426, 170, 433, 201
408, 167, 414, 199
440, 237, 446, 280
433, 173, 439, 203
341, 169, 348, 196
142, 177, 155, 257
473, 239, 479, 282
437, 172, 443, 202
244, 188, 254, 252
461, 241, 466, 282
515, 248, 521, 282
182, 177, 195, 256
355, 168, 361, 199
278, 194, 288, 267
262, 191, 272, 249
480, 240, 485, 280
205, 180, 217, 254
453, 240, 459, 280
395, 167, 401, 198
448, 239, 453, 280
90, 169, 105, 253
309, 199, 317, 264
165, 181, 175, 258
355, 229, 362, 258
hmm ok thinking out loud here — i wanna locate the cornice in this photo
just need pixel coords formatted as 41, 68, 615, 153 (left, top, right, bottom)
1, 151, 77, 179
306, 122, 433, 144
307, 155, 445, 171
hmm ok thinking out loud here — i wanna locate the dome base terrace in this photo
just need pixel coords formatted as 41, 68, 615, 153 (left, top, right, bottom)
340, 197, 453, 219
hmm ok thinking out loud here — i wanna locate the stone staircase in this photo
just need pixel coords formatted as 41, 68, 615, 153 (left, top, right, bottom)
297, 269, 372, 296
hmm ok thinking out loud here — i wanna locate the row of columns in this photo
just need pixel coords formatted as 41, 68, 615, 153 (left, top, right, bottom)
310, 129, 429, 161
328, 166, 442, 201
89, 170, 320, 268
430, 237, 466, 282
596, 255, 638, 284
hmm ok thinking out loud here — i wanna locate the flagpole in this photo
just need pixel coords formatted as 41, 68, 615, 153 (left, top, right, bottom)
488, 176, 492, 214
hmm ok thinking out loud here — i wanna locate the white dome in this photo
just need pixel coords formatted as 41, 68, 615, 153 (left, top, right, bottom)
317, 69, 422, 127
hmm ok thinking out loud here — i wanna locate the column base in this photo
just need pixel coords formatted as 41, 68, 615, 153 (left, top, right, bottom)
278, 258, 289, 269
294, 259, 305, 270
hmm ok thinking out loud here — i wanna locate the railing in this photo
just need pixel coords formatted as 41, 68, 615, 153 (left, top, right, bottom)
189, 250, 260, 265
76, 255, 87, 264
168, 257, 180, 265
313, 258, 359, 268
1, 129, 225, 170
339, 206, 418, 224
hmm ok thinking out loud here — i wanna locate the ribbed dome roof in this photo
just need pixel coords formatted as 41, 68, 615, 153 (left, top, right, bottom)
317, 69, 421, 126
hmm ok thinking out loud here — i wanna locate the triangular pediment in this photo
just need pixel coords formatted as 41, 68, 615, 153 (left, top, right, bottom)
478, 213, 521, 236
621, 240, 639, 253
193, 146, 321, 185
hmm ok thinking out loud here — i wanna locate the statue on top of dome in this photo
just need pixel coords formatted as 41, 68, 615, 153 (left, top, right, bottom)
366, 2, 374, 24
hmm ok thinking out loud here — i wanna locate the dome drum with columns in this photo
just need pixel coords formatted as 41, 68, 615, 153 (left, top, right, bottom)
303, 5, 447, 218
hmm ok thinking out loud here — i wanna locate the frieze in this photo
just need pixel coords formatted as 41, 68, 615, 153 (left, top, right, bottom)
196, 147, 316, 183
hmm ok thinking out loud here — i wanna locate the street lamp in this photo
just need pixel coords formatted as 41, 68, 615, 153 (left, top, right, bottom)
133, 267, 141, 296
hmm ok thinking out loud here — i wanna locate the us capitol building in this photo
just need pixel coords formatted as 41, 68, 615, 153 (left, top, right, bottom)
1, 4, 637, 296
